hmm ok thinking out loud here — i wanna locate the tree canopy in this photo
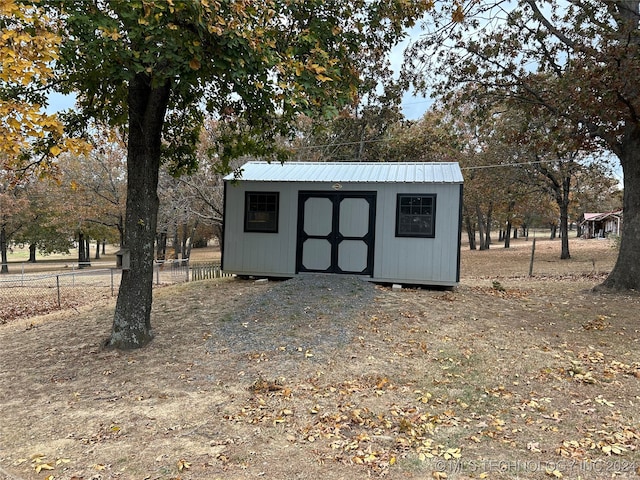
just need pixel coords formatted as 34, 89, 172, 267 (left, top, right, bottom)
25, 0, 433, 348
405, 0, 640, 290
0, 0, 87, 181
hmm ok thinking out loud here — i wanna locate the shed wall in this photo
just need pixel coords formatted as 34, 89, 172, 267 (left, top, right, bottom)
223, 181, 298, 276
372, 183, 461, 285
222, 180, 462, 285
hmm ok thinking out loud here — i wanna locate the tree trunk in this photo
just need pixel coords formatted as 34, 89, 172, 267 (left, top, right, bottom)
476, 204, 486, 250
184, 218, 199, 260
29, 243, 36, 263
172, 224, 180, 259
213, 222, 224, 257
504, 220, 512, 248
482, 202, 493, 250
78, 232, 88, 268
181, 221, 189, 258
504, 201, 514, 249
558, 175, 571, 259
108, 74, 171, 350
118, 214, 125, 246
465, 215, 476, 250
85, 238, 91, 266
0, 223, 8, 274
156, 230, 167, 261
598, 122, 640, 290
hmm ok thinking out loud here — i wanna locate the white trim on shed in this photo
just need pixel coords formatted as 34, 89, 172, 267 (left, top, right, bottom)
222, 161, 464, 286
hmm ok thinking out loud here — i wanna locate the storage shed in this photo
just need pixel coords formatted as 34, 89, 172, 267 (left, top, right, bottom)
222, 161, 464, 286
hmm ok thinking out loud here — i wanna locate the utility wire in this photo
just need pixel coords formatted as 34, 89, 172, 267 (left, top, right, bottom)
460, 159, 567, 170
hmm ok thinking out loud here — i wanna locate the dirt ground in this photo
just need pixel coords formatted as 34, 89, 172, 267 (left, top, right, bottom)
2, 236, 640, 480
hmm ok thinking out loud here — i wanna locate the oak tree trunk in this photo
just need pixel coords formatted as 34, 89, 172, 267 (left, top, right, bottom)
78, 232, 89, 268
481, 202, 493, 250
107, 74, 171, 349
476, 204, 486, 250
85, 238, 91, 266
599, 122, 640, 291
504, 220, 512, 248
156, 230, 167, 261
465, 215, 476, 250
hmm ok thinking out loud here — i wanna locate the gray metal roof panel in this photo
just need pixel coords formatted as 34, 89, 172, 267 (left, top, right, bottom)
224, 161, 464, 183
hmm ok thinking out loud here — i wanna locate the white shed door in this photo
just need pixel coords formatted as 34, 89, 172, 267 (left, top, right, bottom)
296, 192, 376, 275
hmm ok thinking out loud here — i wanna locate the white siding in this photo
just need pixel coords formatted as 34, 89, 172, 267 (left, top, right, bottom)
372, 183, 460, 285
223, 182, 298, 276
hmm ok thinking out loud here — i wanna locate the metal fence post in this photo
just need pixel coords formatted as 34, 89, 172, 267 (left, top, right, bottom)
56, 275, 61, 307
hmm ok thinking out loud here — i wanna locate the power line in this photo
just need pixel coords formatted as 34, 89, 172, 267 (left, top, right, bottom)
460, 159, 564, 170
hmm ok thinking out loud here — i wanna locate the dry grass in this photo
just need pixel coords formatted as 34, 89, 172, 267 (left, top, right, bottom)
1, 236, 639, 480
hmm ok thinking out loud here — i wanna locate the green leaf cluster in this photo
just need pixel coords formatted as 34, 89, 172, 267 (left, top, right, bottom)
32, 0, 430, 173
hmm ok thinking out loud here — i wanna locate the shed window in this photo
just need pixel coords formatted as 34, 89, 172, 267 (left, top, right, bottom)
245, 192, 279, 232
396, 194, 436, 238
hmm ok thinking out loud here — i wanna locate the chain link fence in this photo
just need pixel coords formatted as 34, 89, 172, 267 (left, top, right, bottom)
0, 259, 230, 323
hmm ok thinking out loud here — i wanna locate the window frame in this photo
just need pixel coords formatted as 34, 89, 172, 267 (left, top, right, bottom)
244, 191, 280, 233
395, 193, 437, 238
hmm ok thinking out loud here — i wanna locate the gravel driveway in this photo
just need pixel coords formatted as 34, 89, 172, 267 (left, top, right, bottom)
207, 274, 379, 369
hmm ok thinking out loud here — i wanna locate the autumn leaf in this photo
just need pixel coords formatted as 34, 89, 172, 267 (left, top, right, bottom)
451, 3, 464, 22
545, 468, 563, 478
177, 459, 191, 471
594, 395, 614, 407
49, 145, 62, 156
527, 441, 541, 453
34, 463, 54, 473
442, 447, 461, 459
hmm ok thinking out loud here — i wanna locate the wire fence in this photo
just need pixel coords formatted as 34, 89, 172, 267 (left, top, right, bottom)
0, 260, 231, 323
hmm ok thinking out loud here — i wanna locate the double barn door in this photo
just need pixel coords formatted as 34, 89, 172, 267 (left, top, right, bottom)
296, 191, 376, 275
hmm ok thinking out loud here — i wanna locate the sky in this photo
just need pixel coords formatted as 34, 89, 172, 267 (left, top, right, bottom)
389, 26, 433, 120
46, 92, 76, 114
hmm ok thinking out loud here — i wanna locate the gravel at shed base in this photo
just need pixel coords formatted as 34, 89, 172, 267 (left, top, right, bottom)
207, 274, 378, 359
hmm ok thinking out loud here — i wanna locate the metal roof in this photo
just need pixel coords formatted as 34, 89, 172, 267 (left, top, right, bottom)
224, 161, 464, 183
